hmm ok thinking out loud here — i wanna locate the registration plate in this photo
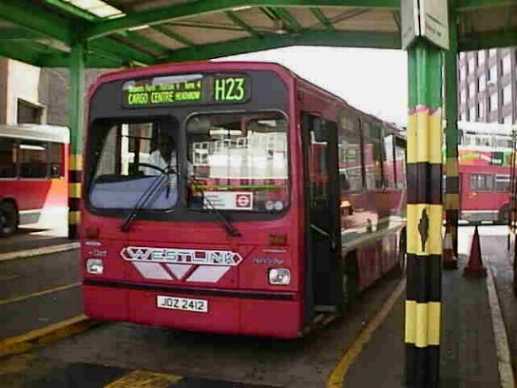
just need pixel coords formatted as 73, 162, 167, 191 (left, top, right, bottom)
156, 296, 208, 313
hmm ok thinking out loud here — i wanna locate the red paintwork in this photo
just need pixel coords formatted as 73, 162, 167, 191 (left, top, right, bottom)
0, 143, 68, 214
82, 62, 405, 338
460, 164, 509, 213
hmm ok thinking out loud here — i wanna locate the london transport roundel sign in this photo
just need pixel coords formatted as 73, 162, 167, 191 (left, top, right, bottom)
236, 193, 251, 209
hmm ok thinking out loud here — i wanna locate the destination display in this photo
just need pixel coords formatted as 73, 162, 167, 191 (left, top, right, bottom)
122, 74, 250, 107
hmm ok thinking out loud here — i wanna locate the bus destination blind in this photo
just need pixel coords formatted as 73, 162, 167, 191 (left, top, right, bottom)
123, 74, 249, 107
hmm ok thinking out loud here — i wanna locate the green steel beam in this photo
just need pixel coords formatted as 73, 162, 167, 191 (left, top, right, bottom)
153, 25, 195, 46
310, 8, 335, 30
38, 51, 125, 68
160, 30, 400, 62
271, 8, 303, 32
459, 29, 517, 51
225, 11, 263, 37
90, 37, 155, 64
0, 28, 45, 40
83, 0, 399, 39
456, 0, 517, 11
0, 0, 74, 44
0, 42, 42, 64
444, 0, 459, 258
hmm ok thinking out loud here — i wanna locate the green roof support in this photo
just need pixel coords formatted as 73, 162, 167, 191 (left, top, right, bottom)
0, 0, 73, 44
89, 38, 155, 65
459, 28, 517, 51
68, 41, 85, 239
0, 28, 45, 40
456, 0, 517, 10
310, 8, 335, 30
444, 0, 459, 261
83, 0, 399, 39
225, 11, 263, 37
271, 8, 303, 32
161, 30, 400, 62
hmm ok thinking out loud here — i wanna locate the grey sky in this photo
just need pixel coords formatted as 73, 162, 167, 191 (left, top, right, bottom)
220, 46, 408, 126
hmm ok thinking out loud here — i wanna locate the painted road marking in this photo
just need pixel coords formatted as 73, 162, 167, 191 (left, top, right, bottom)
0, 242, 80, 263
326, 278, 406, 388
486, 265, 515, 388
0, 314, 94, 358
0, 282, 80, 306
105, 369, 182, 388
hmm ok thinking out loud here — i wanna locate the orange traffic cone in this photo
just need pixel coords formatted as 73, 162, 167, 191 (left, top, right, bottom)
443, 229, 458, 269
464, 225, 487, 277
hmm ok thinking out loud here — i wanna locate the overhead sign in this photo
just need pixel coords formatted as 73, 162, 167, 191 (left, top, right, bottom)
401, 0, 449, 50
122, 74, 250, 108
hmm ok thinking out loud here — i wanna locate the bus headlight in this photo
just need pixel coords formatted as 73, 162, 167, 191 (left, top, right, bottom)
86, 258, 104, 274
268, 268, 290, 285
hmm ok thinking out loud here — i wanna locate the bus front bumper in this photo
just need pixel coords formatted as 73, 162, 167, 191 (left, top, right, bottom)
83, 282, 302, 338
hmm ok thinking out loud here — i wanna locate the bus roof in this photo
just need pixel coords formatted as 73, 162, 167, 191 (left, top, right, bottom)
0, 124, 70, 144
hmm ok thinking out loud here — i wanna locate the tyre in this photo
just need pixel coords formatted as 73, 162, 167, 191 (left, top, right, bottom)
0, 201, 18, 237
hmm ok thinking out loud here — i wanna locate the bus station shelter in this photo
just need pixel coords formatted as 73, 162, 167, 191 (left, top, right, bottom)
1, 0, 516, 386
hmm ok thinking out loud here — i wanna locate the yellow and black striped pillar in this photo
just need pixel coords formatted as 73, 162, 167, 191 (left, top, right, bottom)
405, 40, 443, 387
68, 42, 85, 240
444, 0, 460, 264
68, 155, 82, 239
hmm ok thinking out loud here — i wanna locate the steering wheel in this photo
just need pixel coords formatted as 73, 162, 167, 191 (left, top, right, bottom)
134, 163, 175, 175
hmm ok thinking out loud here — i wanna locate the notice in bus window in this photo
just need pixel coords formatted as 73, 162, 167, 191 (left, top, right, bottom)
203, 191, 254, 211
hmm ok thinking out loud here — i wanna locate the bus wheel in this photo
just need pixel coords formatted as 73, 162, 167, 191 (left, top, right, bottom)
0, 202, 17, 237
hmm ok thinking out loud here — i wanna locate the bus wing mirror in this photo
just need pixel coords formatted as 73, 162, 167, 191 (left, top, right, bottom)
313, 118, 327, 142
187, 117, 211, 135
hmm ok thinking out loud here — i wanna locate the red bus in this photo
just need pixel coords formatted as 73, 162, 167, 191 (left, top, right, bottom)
458, 124, 513, 223
0, 124, 69, 236
82, 62, 406, 338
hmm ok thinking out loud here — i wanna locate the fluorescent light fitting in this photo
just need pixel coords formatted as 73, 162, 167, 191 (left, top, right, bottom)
231, 6, 252, 11
62, 0, 123, 18
128, 25, 150, 31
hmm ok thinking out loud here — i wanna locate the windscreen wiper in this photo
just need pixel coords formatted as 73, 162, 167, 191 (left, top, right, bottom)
120, 166, 174, 232
190, 179, 242, 237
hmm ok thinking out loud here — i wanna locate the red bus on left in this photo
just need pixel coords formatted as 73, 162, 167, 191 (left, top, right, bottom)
0, 124, 69, 236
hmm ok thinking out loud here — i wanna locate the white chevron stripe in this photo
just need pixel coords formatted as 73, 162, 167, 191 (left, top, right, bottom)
186, 266, 230, 283
165, 264, 192, 280
133, 262, 172, 280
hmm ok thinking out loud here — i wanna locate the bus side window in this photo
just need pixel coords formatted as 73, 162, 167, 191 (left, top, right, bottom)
395, 139, 406, 189
307, 115, 328, 204
19, 140, 48, 178
0, 137, 17, 178
49, 142, 64, 178
338, 112, 362, 193
383, 134, 396, 189
362, 121, 383, 190
470, 174, 494, 191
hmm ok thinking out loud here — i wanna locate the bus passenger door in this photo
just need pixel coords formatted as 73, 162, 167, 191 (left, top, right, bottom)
302, 114, 341, 312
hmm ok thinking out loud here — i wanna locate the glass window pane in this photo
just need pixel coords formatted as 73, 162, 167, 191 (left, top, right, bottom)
363, 123, 383, 190
338, 114, 362, 192
187, 112, 289, 212
19, 140, 48, 178
0, 137, 17, 178
49, 142, 63, 178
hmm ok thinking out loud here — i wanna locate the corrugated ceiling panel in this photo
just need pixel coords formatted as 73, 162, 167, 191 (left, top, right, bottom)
460, 8, 517, 33
287, 8, 322, 29
138, 27, 187, 50
333, 10, 398, 33
166, 25, 249, 45
235, 8, 277, 32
